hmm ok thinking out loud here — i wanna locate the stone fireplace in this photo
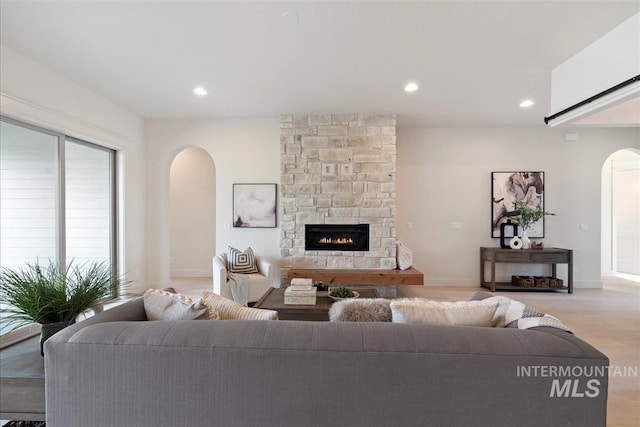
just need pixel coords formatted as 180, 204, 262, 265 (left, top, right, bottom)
279, 114, 397, 283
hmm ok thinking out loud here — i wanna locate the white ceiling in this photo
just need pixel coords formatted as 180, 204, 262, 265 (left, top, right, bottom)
1, 0, 638, 127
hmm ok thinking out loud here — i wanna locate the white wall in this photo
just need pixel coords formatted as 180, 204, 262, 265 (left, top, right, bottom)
0, 46, 147, 292
170, 147, 216, 277
396, 126, 640, 288
144, 118, 281, 288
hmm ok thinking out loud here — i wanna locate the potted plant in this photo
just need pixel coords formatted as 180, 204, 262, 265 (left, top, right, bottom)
328, 286, 360, 301
511, 197, 555, 248
0, 260, 123, 355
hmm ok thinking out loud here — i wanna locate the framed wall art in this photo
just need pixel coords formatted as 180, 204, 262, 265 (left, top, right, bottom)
233, 183, 277, 228
491, 171, 545, 238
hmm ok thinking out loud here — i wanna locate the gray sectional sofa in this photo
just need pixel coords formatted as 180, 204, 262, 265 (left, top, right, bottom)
45, 295, 609, 427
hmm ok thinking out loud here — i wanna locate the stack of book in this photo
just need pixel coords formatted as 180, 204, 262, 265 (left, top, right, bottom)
284, 278, 317, 305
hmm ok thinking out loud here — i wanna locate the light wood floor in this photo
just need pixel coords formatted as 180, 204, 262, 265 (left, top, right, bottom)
171, 277, 640, 427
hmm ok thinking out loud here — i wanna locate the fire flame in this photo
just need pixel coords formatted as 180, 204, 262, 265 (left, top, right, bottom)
318, 237, 354, 245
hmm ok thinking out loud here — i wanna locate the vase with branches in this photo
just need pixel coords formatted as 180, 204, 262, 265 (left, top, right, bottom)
510, 198, 555, 248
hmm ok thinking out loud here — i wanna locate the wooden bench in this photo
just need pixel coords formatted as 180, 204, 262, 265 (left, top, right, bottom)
287, 267, 424, 286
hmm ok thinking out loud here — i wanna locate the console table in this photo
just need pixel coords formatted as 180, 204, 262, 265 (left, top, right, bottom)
480, 247, 573, 293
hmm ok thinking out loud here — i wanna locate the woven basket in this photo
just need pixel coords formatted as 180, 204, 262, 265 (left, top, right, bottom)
533, 276, 564, 288
534, 277, 550, 288
512, 275, 535, 287
549, 277, 564, 288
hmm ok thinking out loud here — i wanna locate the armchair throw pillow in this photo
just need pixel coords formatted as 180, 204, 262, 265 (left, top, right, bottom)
227, 246, 259, 274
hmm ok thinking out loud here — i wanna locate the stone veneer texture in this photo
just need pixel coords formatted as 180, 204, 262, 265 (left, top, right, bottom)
279, 114, 397, 282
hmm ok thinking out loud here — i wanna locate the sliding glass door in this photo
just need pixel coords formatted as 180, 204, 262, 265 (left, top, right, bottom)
0, 120, 59, 268
0, 117, 117, 278
65, 139, 115, 266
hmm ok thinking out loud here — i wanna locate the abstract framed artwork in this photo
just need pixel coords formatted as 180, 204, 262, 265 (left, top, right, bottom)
491, 171, 545, 238
233, 183, 277, 228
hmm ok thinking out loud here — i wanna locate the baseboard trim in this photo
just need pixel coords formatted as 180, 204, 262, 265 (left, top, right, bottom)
421, 278, 479, 286
170, 270, 212, 278
572, 280, 603, 289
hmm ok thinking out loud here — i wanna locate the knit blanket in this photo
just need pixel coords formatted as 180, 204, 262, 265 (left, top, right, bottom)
227, 273, 250, 306
489, 296, 572, 333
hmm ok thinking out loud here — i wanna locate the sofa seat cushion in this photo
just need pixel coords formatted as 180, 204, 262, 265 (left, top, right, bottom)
143, 289, 219, 321
390, 299, 499, 326
201, 290, 278, 320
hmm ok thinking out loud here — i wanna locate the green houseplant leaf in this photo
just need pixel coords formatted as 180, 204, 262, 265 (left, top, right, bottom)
0, 260, 123, 335
329, 286, 356, 298
510, 197, 555, 231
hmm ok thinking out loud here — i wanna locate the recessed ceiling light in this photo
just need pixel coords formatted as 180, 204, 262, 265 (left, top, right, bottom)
520, 99, 534, 108
193, 87, 207, 96
404, 82, 419, 93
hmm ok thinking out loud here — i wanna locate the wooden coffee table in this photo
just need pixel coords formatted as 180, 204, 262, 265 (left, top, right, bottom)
254, 287, 379, 321
0, 335, 46, 421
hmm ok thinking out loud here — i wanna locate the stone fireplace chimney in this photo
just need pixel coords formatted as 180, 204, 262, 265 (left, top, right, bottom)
279, 114, 397, 283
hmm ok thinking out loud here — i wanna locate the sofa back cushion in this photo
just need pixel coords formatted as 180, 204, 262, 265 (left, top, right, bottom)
201, 290, 278, 320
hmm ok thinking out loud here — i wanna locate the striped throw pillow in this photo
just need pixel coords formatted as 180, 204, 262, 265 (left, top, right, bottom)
201, 290, 278, 320
227, 246, 259, 274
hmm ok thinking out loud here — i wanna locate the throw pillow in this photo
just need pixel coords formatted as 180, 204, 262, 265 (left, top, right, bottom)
143, 289, 220, 321
201, 290, 278, 320
396, 241, 413, 270
227, 246, 259, 274
329, 298, 392, 322
390, 299, 499, 326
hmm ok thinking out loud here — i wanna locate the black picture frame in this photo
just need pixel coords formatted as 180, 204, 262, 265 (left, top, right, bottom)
232, 183, 277, 228
491, 171, 545, 238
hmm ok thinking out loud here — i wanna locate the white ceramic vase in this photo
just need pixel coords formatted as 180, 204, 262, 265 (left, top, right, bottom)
509, 236, 523, 250
521, 229, 531, 249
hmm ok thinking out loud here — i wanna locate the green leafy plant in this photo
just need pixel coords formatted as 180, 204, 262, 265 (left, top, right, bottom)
0, 260, 123, 335
511, 197, 555, 230
329, 286, 356, 298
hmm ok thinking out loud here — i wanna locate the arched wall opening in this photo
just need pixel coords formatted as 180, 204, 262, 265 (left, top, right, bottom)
169, 147, 216, 278
601, 148, 640, 284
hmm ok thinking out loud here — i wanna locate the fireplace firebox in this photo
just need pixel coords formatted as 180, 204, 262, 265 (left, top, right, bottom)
305, 224, 369, 251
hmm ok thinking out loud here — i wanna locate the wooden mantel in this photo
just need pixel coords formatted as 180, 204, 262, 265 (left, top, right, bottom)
287, 267, 424, 286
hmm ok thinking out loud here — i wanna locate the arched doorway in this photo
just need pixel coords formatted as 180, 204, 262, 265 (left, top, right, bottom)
601, 148, 640, 284
169, 147, 216, 280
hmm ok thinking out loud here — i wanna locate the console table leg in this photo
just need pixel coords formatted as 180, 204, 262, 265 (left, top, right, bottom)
568, 250, 573, 294
490, 259, 496, 292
